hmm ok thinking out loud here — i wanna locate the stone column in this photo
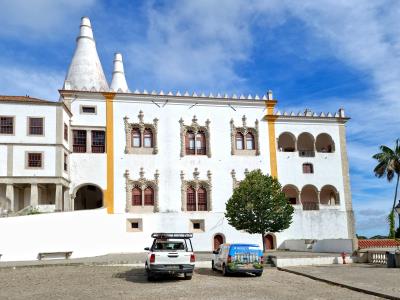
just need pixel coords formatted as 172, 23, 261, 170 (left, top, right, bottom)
87, 130, 92, 153
55, 184, 63, 211
30, 184, 39, 207
63, 188, 71, 211
6, 184, 14, 212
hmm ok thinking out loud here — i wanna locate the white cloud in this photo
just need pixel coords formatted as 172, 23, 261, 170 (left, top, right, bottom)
0, 65, 63, 100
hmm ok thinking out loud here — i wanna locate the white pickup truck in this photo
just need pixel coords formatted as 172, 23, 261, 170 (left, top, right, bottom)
144, 233, 195, 281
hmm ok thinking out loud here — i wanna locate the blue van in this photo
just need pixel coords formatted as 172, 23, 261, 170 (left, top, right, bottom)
212, 243, 263, 276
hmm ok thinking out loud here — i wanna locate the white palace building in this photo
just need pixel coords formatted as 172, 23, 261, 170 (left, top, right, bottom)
0, 17, 355, 261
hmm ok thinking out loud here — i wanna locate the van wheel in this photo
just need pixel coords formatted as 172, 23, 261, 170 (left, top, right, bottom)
222, 264, 229, 276
212, 260, 217, 271
184, 273, 192, 280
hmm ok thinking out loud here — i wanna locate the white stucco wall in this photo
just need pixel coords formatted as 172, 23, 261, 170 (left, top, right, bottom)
0, 146, 7, 176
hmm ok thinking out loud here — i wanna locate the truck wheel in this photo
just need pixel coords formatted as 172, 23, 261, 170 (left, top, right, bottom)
222, 264, 229, 277
212, 260, 217, 271
184, 273, 193, 280
147, 271, 155, 281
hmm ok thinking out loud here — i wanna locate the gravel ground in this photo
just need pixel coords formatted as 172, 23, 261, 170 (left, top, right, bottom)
0, 265, 380, 300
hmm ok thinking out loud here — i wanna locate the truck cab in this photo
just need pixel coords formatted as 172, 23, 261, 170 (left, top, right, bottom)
144, 233, 195, 281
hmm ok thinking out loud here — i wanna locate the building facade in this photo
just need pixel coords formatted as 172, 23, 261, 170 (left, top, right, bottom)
0, 17, 355, 261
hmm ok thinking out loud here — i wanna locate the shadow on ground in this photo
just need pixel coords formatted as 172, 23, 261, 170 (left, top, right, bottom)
113, 267, 260, 284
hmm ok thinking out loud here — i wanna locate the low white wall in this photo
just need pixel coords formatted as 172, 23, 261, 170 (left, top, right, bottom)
282, 239, 353, 253
274, 256, 354, 267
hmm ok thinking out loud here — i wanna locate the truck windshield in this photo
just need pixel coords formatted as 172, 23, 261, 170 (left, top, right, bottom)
153, 241, 186, 251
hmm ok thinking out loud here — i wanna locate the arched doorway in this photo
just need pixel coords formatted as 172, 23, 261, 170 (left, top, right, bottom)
213, 234, 225, 250
264, 234, 275, 250
74, 184, 103, 210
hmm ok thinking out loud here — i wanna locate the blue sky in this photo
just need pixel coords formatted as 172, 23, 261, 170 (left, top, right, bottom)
0, 0, 399, 237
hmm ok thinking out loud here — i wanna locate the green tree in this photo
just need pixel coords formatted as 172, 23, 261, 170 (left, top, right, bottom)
373, 139, 400, 238
225, 169, 294, 252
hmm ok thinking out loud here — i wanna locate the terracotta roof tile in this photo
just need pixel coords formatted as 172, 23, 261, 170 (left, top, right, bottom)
0, 95, 53, 103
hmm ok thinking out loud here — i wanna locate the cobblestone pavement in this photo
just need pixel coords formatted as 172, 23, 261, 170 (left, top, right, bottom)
0, 265, 380, 300
284, 264, 400, 299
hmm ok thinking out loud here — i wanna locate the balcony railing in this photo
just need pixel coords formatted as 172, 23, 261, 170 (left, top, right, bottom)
302, 202, 319, 211
73, 145, 87, 153
187, 204, 196, 211
186, 148, 195, 155
196, 147, 206, 155
198, 204, 208, 211
299, 150, 315, 157
92, 145, 105, 153
185, 148, 207, 155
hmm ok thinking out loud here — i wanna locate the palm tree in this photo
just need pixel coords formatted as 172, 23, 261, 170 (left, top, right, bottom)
373, 139, 400, 237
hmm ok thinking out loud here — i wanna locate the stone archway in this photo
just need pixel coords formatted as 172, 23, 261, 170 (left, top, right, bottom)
213, 233, 225, 250
264, 233, 276, 250
73, 184, 103, 210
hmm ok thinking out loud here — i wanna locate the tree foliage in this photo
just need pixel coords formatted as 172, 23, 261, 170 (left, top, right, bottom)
373, 139, 400, 239
225, 169, 294, 251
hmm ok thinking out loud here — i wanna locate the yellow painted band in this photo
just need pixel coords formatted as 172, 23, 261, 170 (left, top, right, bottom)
103, 92, 116, 214
265, 100, 278, 178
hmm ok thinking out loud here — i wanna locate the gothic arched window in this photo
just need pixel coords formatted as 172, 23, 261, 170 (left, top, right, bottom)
186, 187, 196, 211
198, 187, 207, 211
132, 128, 141, 148
143, 128, 153, 148
144, 186, 154, 205
132, 187, 142, 206
235, 132, 244, 150
246, 132, 255, 150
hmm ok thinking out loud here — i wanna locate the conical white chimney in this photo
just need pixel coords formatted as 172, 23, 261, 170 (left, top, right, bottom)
110, 53, 129, 93
63, 17, 109, 92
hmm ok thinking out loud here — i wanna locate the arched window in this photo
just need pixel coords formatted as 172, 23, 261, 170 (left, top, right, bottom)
143, 129, 153, 148
198, 187, 207, 211
187, 187, 196, 211
132, 128, 141, 148
316, 133, 335, 153
282, 185, 299, 205
186, 131, 196, 155
132, 187, 142, 206
297, 133, 315, 157
278, 132, 296, 152
301, 185, 319, 210
320, 185, 339, 205
144, 186, 154, 205
302, 163, 314, 174
246, 133, 255, 150
235, 132, 244, 150
196, 132, 206, 155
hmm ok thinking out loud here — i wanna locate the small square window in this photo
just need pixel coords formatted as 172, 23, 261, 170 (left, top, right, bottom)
190, 219, 205, 233
126, 218, 142, 232
81, 106, 96, 114
27, 152, 42, 168
0, 116, 14, 134
28, 117, 44, 135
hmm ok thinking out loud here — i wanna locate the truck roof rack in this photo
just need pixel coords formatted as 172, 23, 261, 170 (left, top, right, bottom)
151, 233, 193, 239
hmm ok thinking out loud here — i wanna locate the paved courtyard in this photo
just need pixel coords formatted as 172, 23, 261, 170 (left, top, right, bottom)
0, 265, 381, 300
283, 264, 400, 299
